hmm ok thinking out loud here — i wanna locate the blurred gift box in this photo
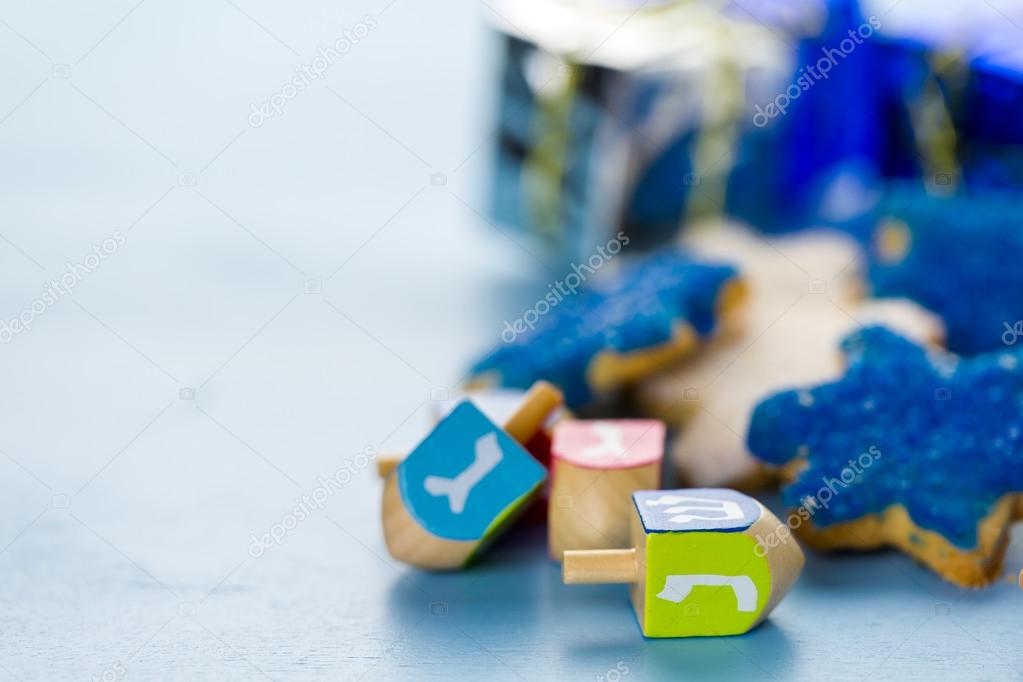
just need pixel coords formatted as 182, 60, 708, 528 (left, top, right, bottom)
488, 0, 1023, 258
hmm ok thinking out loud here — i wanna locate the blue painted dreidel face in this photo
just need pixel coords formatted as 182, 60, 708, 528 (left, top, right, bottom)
398, 401, 546, 542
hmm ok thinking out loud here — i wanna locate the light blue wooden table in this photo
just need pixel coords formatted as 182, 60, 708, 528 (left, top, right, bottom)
0, 1, 1019, 679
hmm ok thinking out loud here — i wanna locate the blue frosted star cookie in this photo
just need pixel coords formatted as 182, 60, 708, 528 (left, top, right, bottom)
869, 190, 1023, 355
470, 250, 744, 406
748, 326, 1023, 587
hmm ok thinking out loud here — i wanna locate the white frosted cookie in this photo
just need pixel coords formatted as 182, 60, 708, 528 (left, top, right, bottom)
635, 222, 945, 488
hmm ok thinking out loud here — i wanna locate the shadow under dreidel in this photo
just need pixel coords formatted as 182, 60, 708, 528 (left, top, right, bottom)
647, 619, 794, 678
562, 618, 794, 680
383, 522, 549, 646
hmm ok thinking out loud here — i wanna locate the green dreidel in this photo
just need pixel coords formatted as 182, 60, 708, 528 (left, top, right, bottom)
563, 488, 803, 637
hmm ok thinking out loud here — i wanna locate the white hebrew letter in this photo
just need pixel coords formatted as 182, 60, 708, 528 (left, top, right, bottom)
424, 432, 503, 514
644, 495, 745, 526
657, 575, 757, 612
578, 423, 627, 460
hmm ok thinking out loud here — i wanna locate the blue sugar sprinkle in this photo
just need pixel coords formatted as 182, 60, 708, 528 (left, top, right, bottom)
748, 326, 1023, 549
470, 251, 737, 406
869, 189, 1023, 355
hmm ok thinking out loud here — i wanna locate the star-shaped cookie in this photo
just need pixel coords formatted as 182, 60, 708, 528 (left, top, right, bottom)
470, 250, 743, 406
635, 223, 943, 488
748, 325, 1023, 587
870, 189, 1023, 355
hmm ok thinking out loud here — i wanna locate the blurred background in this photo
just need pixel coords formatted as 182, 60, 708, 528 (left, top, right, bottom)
1, 0, 1021, 679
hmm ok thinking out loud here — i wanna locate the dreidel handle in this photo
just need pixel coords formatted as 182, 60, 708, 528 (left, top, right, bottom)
563, 548, 639, 584
503, 381, 562, 443
377, 381, 564, 479
376, 455, 403, 479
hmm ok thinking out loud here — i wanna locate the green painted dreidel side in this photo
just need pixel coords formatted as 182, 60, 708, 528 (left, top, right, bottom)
563, 488, 804, 638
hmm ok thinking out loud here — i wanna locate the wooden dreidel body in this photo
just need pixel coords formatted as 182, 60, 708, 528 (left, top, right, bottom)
564, 489, 804, 638
382, 400, 546, 570
548, 420, 664, 560
376, 382, 564, 479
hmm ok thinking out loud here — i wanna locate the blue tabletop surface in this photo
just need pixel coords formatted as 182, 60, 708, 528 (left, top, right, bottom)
0, 1, 1020, 679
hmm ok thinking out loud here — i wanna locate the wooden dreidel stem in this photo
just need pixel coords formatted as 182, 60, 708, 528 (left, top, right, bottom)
563, 549, 639, 584
548, 420, 664, 560
376, 454, 405, 480
381, 383, 561, 570
503, 381, 563, 443
563, 489, 804, 638
376, 381, 564, 479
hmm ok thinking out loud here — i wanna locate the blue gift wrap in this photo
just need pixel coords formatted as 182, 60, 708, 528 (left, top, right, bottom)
489, 0, 1023, 253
